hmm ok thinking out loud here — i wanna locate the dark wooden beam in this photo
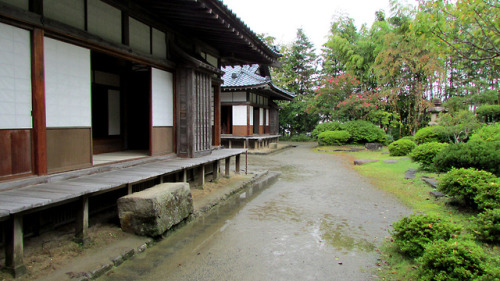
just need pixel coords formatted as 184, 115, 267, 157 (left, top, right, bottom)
31, 28, 47, 176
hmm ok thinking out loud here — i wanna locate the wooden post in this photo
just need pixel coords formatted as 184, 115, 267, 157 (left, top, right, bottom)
183, 169, 187, 182
75, 196, 89, 244
225, 157, 231, 178
213, 85, 221, 146
196, 165, 205, 188
31, 28, 47, 175
235, 154, 241, 174
213, 160, 220, 181
127, 183, 133, 194
228, 140, 232, 149
5, 214, 26, 277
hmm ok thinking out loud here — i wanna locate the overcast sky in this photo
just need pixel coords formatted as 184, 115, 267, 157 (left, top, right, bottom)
222, 0, 394, 51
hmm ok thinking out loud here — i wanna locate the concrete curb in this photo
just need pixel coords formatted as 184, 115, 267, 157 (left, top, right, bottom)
75, 171, 277, 280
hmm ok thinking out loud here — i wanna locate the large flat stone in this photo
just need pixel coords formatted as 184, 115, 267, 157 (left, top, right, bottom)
117, 183, 193, 237
353, 159, 379, 165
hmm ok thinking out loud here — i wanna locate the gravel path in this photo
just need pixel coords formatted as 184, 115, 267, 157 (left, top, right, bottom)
100, 143, 410, 281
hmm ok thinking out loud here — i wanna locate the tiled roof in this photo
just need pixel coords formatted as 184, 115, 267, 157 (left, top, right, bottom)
221, 65, 295, 100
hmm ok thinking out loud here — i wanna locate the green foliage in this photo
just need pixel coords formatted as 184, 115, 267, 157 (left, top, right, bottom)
414, 126, 448, 144
469, 123, 500, 143
433, 142, 500, 176
438, 168, 497, 208
438, 110, 483, 143
311, 121, 342, 139
476, 105, 500, 124
474, 178, 500, 211
388, 138, 416, 156
339, 120, 387, 144
417, 239, 487, 281
409, 142, 449, 170
279, 100, 320, 136
284, 134, 313, 142
391, 214, 461, 258
317, 131, 351, 146
472, 209, 500, 244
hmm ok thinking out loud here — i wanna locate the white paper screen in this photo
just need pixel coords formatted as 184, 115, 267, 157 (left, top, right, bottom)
44, 37, 91, 127
152, 68, 173, 126
0, 23, 32, 129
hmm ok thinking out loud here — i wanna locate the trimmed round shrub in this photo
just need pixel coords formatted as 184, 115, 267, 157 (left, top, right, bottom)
391, 214, 461, 258
438, 168, 497, 208
433, 141, 500, 176
317, 130, 351, 146
339, 120, 387, 144
409, 142, 449, 170
414, 126, 447, 144
471, 208, 500, 244
469, 123, 500, 143
312, 121, 342, 139
289, 134, 312, 142
388, 138, 417, 156
474, 177, 500, 211
417, 239, 487, 281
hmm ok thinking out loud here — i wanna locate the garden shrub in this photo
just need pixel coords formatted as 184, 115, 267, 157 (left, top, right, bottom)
468, 123, 500, 143
391, 214, 461, 258
388, 138, 416, 156
417, 239, 487, 281
438, 168, 497, 208
289, 134, 312, 142
433, 141, 500, 176
339, 120, 387, 144
312, 121, 342, 139
474, 177, 500, 211
409, 142, 449, 170
476, 104, 500, 123
414, 126, 447, 144
317, 130, 351, 146
471, 208, 500, 244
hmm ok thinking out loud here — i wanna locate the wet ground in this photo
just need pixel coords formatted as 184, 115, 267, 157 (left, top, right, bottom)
99, 143, 410, 281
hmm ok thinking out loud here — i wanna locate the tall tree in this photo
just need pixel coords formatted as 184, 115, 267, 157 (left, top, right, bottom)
273, 29, 320, 135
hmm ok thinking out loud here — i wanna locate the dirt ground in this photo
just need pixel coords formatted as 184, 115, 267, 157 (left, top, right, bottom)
0, 172, 254, 281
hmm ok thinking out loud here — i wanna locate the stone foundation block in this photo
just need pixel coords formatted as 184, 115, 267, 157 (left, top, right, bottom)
117, 183, 193, 237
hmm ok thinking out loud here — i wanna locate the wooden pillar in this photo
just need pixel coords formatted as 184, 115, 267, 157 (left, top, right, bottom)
213, 160, 220, 181
127, 183, 133, 194
5, 214, 26, 277
213, 85, 221, 146
196, 165, 205, 188
235, 154, 241, 174
225, 157, 230, 178
228, 140, 232, 149
75, 196, 89, 244
183, 169, 187, 182
31, 28, 47, 175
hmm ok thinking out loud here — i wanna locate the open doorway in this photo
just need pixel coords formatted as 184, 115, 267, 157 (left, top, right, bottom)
221, 106, 232, 134
91, 52, 150, 164
253, 107, 259, 134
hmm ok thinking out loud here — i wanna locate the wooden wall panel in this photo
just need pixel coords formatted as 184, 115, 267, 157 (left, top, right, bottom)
151, 126, 173, 156
232, 125, 251, 136
47, 128, 92, 173
0, 130, 32, 178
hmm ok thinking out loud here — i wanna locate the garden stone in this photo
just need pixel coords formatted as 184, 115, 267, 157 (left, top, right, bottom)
384, 159, 399, 164
429, 190, 446, 198
354, 159, 379, 165
422, 177, 438, 189
365, 143, 383, 151
117, 182, 193, 237
405, 168, 417, 179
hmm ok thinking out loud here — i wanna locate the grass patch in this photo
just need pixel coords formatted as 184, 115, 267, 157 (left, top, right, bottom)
316, 145, 500, 280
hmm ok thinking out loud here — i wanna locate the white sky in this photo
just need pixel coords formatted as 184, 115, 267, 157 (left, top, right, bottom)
222, 0, 394, 51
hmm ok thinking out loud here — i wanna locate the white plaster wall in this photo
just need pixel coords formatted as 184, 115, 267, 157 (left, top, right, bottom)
45, 0, 85, 29
233, 92, 247, 102
44, 37, 91, 127
87, 0, 122, 44
232, 105, 247, 126
152, 68, 174, 126
129, 17, 150, 54
0, 23, 32, 129
259, 108, 264, 126
266, 109, 269, 126
221, 92, 232, 102
152, 28, 166, 59
249, 106, 254, 126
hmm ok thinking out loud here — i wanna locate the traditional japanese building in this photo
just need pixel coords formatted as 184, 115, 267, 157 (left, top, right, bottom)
221, 64, 294, 149
0, 0, 281, 276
